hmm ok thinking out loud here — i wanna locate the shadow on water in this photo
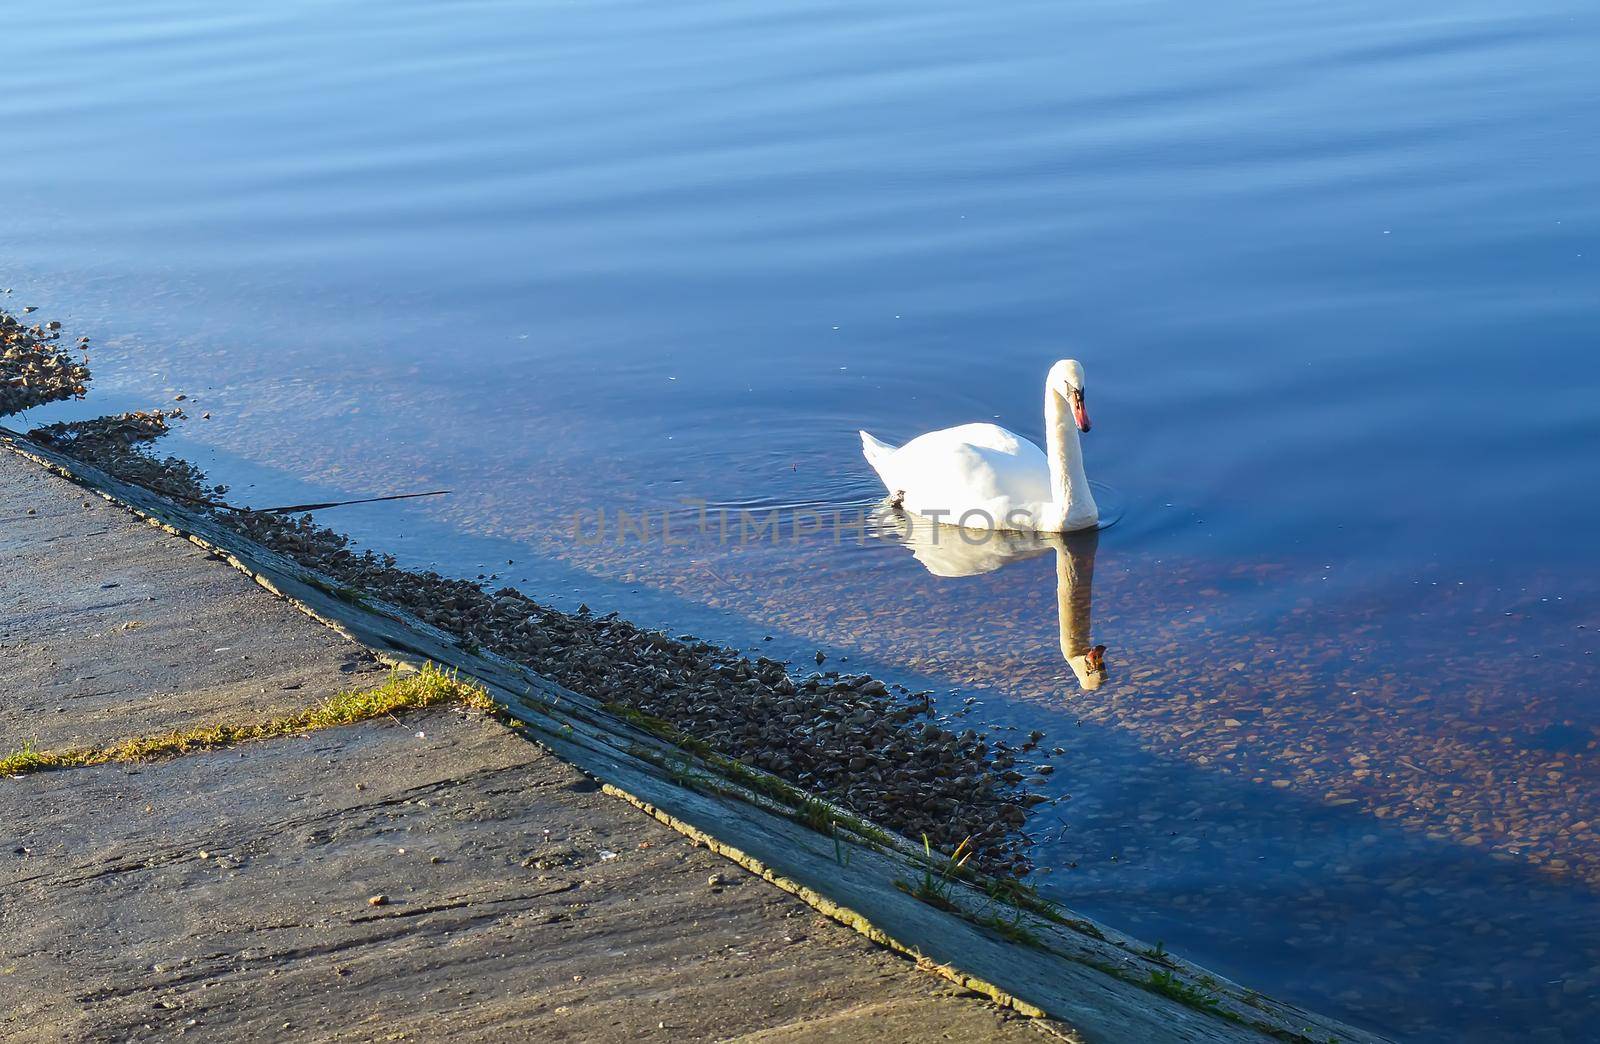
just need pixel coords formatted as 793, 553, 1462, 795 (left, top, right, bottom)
146, 440, 1600, 1043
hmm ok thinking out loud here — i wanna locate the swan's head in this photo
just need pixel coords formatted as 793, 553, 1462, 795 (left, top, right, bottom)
1049, 359, 1091, 433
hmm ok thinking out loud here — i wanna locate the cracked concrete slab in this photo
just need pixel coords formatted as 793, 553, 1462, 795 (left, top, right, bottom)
0, 710, 1045, 1043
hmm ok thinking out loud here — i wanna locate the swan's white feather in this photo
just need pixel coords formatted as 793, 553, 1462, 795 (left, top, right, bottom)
860, 422, 1054, 531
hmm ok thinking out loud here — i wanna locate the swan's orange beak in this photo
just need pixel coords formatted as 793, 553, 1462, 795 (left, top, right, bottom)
1072, 390, 1091, 433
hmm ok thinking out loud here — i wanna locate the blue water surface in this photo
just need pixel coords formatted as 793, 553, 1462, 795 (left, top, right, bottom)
3, 0, 1598, 1038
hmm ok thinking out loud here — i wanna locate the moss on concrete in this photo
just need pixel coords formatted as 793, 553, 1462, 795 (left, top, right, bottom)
0, 663, 493, 777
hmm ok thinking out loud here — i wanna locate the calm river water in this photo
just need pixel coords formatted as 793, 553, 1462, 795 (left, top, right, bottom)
3, 0, 1598, 1038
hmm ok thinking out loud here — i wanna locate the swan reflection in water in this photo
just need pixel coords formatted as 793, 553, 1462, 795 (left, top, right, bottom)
871, 505, 1108, 690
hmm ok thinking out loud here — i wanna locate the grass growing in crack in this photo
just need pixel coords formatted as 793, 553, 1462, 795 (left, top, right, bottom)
973, 905, 1043, 948
1084, 956, 1327, 1040
896, 846, 1050, 949
602, 702, 899, 850
779, 787, 895, 850
301, 573, 372, 609
604, 701, 715, 760
336, 585, 373, 608
796, 795, 835, 832
718, 753, 793, 797
664, 754, 701, 790
805, 803, 894, 848
1146, 969, 1223, 1011
1063, 918, 1107, 941
298, 573, 341, 598
908, 834, 974, 912
982, 874, 1106, 940
0, 664, 493, 777
1142, 939, 1177, 967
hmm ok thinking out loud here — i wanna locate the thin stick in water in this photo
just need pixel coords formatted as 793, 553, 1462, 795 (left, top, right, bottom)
259, 490, 452, 514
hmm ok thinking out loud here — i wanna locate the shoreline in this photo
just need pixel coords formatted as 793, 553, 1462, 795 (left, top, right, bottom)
2, 305, 1385, 1042
0, 447, 1052, 1042
25, 406, 1040, 876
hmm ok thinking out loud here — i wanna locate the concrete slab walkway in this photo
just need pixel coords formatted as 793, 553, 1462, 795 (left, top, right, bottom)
0, 449, 1050, 1042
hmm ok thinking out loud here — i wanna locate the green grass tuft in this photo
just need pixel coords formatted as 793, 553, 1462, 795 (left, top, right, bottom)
973, 905, 1044, 948
796, 795, 836, 832
0, 663, 494, 778
1145, 968, 1223, 1011
909, 834, 974, 912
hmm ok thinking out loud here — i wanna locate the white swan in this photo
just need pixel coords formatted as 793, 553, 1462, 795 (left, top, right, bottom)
860, 359, 1099, 533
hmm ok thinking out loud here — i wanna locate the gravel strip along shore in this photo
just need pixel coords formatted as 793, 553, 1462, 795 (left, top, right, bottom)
9, 309, 1041, 875
0, 305, 90, 416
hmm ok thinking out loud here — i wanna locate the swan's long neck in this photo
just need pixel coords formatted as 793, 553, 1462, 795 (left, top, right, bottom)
1044, 389, 1098, 531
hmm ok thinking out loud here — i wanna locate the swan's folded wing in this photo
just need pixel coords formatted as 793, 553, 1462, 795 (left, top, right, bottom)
892, 426, 1053, 528
925, 422, 1028, 455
